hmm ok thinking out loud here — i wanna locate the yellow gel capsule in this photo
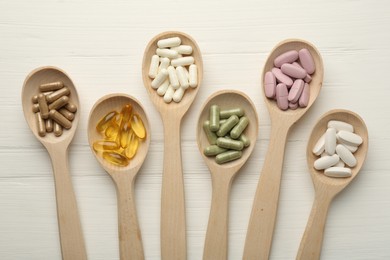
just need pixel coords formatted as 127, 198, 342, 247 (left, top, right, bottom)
120, 123, 132, 148
105, 123, 120, 139
120, 104, 133, 123
125, 132, 139, 159
131, 113, 146, 139
93, 140, 119, 153
103, 151, 129, 166
96, 111, 118, 132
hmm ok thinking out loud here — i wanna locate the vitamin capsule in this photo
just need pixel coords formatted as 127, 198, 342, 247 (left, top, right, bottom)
171, 45, 193, 55
65, 102, 77, 113
32, 103, 40, 113
239, 134, 250, 147
45, 118, 53, 133
336, 144, 357, 167
120, 123, 132, 148
312, 133, 326, 156
39, 81, 64, 92
314, 154, 339, 170
46, 87, 70, 103
288, 79, 304, 103
53, 122, 63, 137
230, 116, 249, 139
93, 140, 119, 152
209, 105, 220, 132
173, 87, 186, 103
157, 37, 181, 48
49, 109, 72, 129
120, 104, 132, 124
163, 85, 175, 103
204, 145, 227, 156
299, 83, 310, 108
32, 95, 39, 103
337, 130, 363, 146
48, 96, 69, 111
342, 143, 358, 153
35, 112, 46, 137
219, 108, 244, 119
151, 69, 169, 89
264, 71, 276, 98
148, 55, 160, 79
105, 123, 120, 140
156, 48, 179, 59
131, 113, 146, 139
274, 50, 299, 67
299, 48, 316, 74
58, 108, 75, 121
327, 120, 354, 133
189, 64, 197, 88
157, 80, 170, 96
217, 115, 239, 137
159, 57, 170, 71
167, 66, 180, 89
203, 121, 218, 145
96, 111, 118, 132
272, 68, 293, 87
176, 66, 189, 89
325, 128, 337, 155
324, 167, 351, 178
335, 160, 345, 167
281, 63, 307, 79
217, 137, 244, 151
125, 132, 139, 159
289, 102, 298, 110
38, 93, 49, 119
216, 150, 242, 164
103, 151, 129, 166
171, 56, 194, 67
276, 83, 289, 110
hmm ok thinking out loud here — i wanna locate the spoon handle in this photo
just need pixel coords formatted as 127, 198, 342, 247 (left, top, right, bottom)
114, 174, 145, 260
243, 124, 290, 260
296, 193, 332, 260
47, 146, 87, 260
161, 116, 187, 260
203, 174, 232, 260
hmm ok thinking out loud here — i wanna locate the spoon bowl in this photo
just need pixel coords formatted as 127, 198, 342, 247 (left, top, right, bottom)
87, 93, 150, 260
197, 90, 259, 260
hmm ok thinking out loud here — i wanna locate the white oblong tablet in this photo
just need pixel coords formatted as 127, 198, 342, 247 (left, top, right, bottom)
325, 128, 337, 155
312, 133, 326, 156
337, 130, 363, 146
314, 154, 339, 170
324, 167, 352, 178
148, 55, 160, 79
328, 120, 354, 133
157, 37, 181, 48
336, 144, 357, 167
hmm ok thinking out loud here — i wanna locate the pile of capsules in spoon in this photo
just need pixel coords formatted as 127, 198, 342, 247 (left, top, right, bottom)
93, 104, 146, 167
312, 120, 363, 178
32, 81, 77, 137
148, 36, 198, 103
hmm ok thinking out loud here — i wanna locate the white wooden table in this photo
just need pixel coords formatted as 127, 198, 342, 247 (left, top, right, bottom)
1, 0, 390, 259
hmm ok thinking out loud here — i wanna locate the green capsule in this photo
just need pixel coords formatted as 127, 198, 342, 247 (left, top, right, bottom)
203, 145, 227, 156
216, 150, 242, 164
239, 134, 251, 147
216, 115, 239, 137
203, 120, 218, 145
216, 137, 244, 151
230, 116, 249, 139
209, 105, 220, 132
219, 108, 244, 119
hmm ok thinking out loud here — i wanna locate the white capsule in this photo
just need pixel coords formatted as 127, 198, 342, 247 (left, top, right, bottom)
325, 128, 337, 155
171, 56, 194, 67
156, 48, 179, 59
173, 87, 186, 103
157, 37, 181, 48
336, 144, 357, 167
312, 133, 326, 156
314, 154, 339, 170
337, 130, 363, 146
342, 143, 358, 153
328, 120, 354, 132
148, 55, 160, 79
335, 159, 345, 167
151, 69, 168, 89
170, 45, 193, 55
159, 57, 170, 71
189, 64, 198, 88
167, 66, 179, 89
163, 85, 175, 103
157, 79, 170, 96
324, 167, 352, 178
176, 66, 189, 89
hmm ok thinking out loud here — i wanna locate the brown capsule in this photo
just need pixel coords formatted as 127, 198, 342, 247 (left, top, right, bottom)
39, 81, 64, 92
38, 94, 49, 119
65, 102, 77, 113
48, 96, 69, 111
58, 108, 75, 121
49, 109, 72, 129
53, 122, 63, 137
46, 87, 70, 103
35, 112, 46, 137
32, 103, 40, 113
45, 118, 53, 133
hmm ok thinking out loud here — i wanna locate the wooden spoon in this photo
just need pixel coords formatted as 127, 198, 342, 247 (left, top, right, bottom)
87, 93, 151, 260
142, 31, 203, 260
296, 109, 368, 260
197, 90, 259, 260
243, 39, 324, 260
21, 66, 87, 260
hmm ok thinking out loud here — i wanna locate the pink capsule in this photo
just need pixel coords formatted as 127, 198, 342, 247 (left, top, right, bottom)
299, 48, 315, 74
272, 68, 293, 87
281, 63, 307, 79
288, 79, 304, 103
289, 102, 299, 110
276, 83, 289, 110
264, 71, 276, 98
274, 50, 299, 67
299, 83, 310, 107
